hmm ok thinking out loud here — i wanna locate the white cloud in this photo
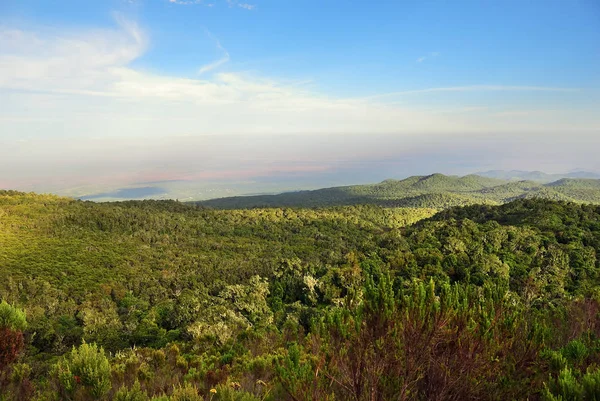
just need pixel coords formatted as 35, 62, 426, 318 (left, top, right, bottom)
226, 0, 256, 9
168, 0, 255, 9
168, 0, 203, 4
0, 15, 147, 95
0, 17, 465, 137
363, 85, 579, 101
0, 17, 598, 193
198, 34, 230, 75
197, 55, 230, 74
416, 51, 439, 63
0, 18, 596, 146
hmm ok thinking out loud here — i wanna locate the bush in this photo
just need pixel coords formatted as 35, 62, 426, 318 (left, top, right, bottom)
0, 302, 27, 372
0, 328, 25, 372
0, 301, 27, 331
543, 368, 583, 401
114, 381, 149, 401
582, 368, 600, 400
213, 384, 262, 401
170, 382, 204, 401
562, 340, 589, 365
54, 342, 111, 400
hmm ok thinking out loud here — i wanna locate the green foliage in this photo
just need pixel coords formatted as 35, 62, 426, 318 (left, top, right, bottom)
170, 383, 203, 401
9, 362, 32, 383
4, 191, 600, 400
543, 368, 583, 400
561, 340, 588, 365
212, 384, 262, 401
542, 367, 600, 401
54, 342, 111, 400
0, 301, 27, 331
582, 369, 600, 401
114, 381, 150, 401
275, 342, 332, 401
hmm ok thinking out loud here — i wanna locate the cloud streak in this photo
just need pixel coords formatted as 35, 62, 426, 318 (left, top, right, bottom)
362, 85, 580, 101
198, 33, 230, 75
168, 0, 203, 5
168, 0, 255, 9
226, 0, 256, 9
417, 51, 439, 63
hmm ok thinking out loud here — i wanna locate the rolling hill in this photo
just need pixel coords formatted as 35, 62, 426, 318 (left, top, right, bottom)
199, 173, 600, 209
4, 191, 600, 400
476, 169, 600, 182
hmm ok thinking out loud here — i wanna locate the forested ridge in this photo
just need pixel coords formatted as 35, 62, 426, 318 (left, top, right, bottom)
199, 173, 600, 209
2, 190, 600, 400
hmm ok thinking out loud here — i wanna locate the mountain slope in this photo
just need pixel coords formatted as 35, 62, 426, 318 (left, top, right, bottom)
199, 174, 600, 209
476, 169, 600, 182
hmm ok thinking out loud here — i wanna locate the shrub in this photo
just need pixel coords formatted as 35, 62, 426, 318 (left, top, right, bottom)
0, 301, 27, 331
543, 368, 583, 401
562, 340, 589, 365
114, 381, 149, 401
170, 382, 204, 401
213, 384, 262, 401
0, 302, 27, 372
0, 327, 25, 372
54, 342, 111, 400
582, 368, 600, 400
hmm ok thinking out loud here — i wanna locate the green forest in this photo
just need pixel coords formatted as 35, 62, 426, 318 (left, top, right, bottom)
3, 189, 600, 400
200, 174, 600, 209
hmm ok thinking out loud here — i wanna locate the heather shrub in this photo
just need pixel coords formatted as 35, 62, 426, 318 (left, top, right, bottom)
114, 381, 150, 401
54, 342, 111, 400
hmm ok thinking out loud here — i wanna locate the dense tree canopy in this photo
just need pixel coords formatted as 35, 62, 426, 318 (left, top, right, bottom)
2, 191, 600, 400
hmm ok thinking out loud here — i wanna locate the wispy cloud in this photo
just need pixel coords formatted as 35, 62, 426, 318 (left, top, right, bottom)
0, 17, 594, 145
238, 3, 256, 10
0, 17, 598, 194
363, 85, 580, 101
198, 33, 230, 75
227, 0, 256, 9
168, 0, 255, 9
0, 17, 453, 134
417, 51, 439, 63
168, 0, 202, 4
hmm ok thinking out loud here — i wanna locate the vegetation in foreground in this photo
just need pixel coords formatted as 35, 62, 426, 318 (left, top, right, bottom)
2, 190, 600, 399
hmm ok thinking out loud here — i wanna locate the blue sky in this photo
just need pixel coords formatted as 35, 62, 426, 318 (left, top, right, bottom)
1, 0, 599, 197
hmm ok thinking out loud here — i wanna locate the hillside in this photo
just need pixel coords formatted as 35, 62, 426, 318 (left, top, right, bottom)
476, 169, 600, 182
200, 173, 600, 209
3, 192, 600, 400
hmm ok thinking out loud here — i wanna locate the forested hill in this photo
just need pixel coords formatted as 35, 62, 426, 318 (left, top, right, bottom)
476, 169, 600, 182
198, 173, 600, 209
3, 191, 600, 400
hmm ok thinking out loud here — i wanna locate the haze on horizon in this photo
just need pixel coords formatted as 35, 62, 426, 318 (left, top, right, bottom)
1, 0, 599, 199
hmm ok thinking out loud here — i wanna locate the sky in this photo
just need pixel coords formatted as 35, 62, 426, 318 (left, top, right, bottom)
1, 0, 599, 198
